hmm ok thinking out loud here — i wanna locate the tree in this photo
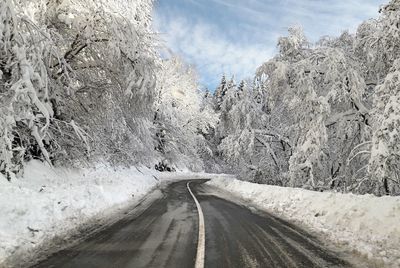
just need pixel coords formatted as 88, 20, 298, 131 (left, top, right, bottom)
154, 56, 217, 171
0, 0, 158, 178
214, 75, 227, 111
278, 26, 309, 62
369, 59, 400, 195
225, 26, 373, 191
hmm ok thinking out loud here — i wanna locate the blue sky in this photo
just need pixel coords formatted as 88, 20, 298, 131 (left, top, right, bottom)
153, 0, 387, 90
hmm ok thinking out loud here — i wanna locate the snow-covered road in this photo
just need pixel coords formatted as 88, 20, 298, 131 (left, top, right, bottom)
31, 180, 351, 268
207, 177, 400, 267
1, 162, 392, 268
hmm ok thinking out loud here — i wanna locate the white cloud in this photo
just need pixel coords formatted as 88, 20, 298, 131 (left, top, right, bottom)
208, 0, 385, 40
155, 14, 274, 89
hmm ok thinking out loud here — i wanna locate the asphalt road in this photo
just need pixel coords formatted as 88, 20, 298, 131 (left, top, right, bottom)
32, 179, 351, 268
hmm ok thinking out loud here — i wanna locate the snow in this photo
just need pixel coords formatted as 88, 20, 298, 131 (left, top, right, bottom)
0, 160, 185, 267
207, 177, 400, 267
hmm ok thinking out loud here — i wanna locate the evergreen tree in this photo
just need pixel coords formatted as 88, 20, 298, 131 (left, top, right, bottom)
214, 75, 227, 111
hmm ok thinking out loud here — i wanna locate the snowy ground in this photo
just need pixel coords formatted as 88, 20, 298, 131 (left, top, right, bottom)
0, 160, 203, 267
207, 177, 400, 267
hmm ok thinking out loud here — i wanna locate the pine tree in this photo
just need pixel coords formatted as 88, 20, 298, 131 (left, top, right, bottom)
214, 75, 227, 111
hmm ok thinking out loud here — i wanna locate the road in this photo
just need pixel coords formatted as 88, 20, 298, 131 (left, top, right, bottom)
32, 179, 351, 268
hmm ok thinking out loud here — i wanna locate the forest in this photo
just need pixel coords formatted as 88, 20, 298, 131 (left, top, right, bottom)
1, 0, 400, 196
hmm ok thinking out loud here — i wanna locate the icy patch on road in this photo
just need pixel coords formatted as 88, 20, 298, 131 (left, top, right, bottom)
0, 160, 194, 267
207, 177, 400, 267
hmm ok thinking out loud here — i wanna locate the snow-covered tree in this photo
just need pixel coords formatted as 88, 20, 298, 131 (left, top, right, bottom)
154, 56, 217, 171
221, 25, 373, 191
355, 0, 400, 84
278, 26, 309, 62
369, 59, 400, 195
0, 0, 159, 178
214, 75, 227, 111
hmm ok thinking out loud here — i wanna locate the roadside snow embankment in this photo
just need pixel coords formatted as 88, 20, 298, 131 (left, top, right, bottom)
0, 160, 167, 267
207, 177, 400, 267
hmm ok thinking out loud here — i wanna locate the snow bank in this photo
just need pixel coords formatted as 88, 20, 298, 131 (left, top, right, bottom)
207, 177, 400, 267
0, 160, 170, 267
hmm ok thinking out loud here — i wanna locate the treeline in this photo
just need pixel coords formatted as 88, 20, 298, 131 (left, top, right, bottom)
0, 0, 215, 179
2, 0, 400, 196
208, 0, 400, 196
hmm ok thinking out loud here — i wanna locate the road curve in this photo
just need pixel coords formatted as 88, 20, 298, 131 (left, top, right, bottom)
32, 179, 350, 268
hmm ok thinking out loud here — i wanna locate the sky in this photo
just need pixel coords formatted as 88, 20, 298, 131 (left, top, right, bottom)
153, 0, 387, 90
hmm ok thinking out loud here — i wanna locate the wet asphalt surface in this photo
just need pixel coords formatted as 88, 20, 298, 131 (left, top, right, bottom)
32, 179, 350, 268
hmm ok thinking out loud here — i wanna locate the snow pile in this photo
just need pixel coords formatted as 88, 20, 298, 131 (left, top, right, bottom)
0, 160, 165, 267
207, 177, 400, 267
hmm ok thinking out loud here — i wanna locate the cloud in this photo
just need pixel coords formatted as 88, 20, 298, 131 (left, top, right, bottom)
155, 14, 274, 90
207, 0, 385, 39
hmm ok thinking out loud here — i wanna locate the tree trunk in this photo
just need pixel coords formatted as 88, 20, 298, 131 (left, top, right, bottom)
383, 178, 390, 195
